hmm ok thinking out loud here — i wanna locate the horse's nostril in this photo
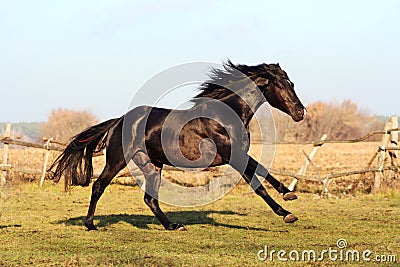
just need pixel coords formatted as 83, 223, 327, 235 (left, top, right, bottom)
297, 109, 304, 116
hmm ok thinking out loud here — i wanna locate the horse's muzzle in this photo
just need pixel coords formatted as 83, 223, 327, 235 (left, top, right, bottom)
291, 108, 306, 122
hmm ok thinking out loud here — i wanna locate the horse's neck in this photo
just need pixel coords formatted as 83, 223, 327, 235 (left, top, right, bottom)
220, 88, 265, 128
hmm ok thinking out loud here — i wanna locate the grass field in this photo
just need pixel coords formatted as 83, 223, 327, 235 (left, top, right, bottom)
1, 142, 399, 266
0, 182, 399, 266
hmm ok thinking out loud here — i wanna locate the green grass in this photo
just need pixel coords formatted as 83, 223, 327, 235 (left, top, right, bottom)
0, 183, 399, 266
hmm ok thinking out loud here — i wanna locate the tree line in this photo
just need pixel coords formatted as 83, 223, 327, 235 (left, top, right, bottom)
1, 101, 390, 145
253, 99, 387, 142
0, 122, 43, 142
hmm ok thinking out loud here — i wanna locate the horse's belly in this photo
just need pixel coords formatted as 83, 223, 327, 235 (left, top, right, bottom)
149, 138, 225, 168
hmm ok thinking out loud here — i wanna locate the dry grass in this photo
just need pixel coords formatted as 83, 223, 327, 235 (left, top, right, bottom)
267, 142, 399, 194
1, 141, 399, 194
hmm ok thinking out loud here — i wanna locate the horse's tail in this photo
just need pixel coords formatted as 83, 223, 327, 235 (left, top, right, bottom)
49, 117, 123, 190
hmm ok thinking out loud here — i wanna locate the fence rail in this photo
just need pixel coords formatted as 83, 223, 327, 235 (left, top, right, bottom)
253, 128, 400, 146
0, 137, 65, 151
1, 116, 399, 196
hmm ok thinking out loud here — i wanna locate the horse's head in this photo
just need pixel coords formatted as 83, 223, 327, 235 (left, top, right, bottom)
255, 63, 306, 122
195, 61, 306, 122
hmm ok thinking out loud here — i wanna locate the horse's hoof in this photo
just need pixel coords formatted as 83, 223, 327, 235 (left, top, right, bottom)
283, 214, 298, 223
283, 192, 298, 201
176, 225, 187, 231
85, 222, 98, 231
167, 223, 187, 231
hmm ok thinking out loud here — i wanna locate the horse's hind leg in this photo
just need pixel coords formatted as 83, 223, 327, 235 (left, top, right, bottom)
133, 151, 186, 231
85, 152, 126, 230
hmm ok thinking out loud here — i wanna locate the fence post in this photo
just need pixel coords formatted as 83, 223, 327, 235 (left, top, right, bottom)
373, 120, 391, 193
389, 116, 398, 166
288, 133, 327, 191
1, 123, 11, 185
39, 138, 53, 187
322, 175, 333, 197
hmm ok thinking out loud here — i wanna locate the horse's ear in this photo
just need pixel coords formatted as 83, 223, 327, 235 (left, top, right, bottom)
255, 77, 269, 87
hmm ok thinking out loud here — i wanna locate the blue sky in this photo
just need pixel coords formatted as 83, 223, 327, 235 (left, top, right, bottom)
1, 0, 399, 122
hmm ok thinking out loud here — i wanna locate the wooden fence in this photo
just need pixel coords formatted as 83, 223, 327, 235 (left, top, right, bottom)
269, 116, 399, 195
1, 116, 399, 196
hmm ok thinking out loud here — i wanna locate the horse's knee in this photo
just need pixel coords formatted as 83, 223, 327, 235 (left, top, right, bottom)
90, 181, 101, 195
144, 194, 157, 207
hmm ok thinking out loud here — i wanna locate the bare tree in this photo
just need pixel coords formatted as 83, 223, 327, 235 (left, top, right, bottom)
265, 100, 385, 142
41, 108, 98, 143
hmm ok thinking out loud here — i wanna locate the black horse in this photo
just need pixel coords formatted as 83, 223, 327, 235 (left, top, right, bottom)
50, 61, 305, 231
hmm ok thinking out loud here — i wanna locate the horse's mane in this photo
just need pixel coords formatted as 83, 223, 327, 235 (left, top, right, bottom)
192, 60, 282, 103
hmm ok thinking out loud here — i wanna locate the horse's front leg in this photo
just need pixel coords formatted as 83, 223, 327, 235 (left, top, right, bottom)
229, 149, 298, 223
246, 155, 297, 201
241, 172, 298, 223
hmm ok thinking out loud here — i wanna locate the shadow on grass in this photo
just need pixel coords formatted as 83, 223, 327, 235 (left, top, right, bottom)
56, 210, 287, 232
0, 224, 22, 229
